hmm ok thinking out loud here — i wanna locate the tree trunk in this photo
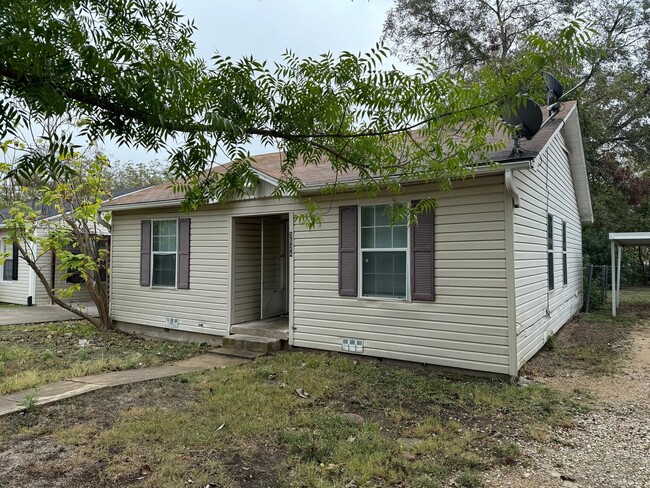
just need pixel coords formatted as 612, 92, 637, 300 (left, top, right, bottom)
16, 243, 112, 329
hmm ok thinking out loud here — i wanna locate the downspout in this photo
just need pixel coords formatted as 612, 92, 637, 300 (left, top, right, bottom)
504, 169, 521, 208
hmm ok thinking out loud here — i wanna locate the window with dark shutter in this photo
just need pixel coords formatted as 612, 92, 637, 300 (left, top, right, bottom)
140, 220, 152, 286
177, 218, 190, 289
562, 220, 567, 286
1, 242, 18, 281
410, 201, 435, 301
11, 243, 18, 281
339, 206, 358, 296
547, 214, 554, 291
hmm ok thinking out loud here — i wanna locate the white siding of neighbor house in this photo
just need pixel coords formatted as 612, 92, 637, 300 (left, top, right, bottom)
110, 175, 511, 373
513, 133, 583, 368
0, 230, 30, 305
293, 175, 510, 374
27, 245, 102, 307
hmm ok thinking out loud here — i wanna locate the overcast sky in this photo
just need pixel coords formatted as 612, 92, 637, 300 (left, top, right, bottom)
103, 0, 409, 165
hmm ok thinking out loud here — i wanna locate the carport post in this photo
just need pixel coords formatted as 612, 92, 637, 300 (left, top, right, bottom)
617, 244, 622, 308
611, 240, 616, 317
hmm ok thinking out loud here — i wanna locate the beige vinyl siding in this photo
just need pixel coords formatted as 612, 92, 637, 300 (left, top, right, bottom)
514, 133, 583, 368
232, 218, 261, 324
0, 230, 30, 305
293, 175, 510, 375
109, 175, 510, 374
110, 198, 302, 335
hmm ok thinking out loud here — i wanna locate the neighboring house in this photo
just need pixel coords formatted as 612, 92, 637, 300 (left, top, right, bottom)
101, 101, 592, 377
0, 189, 138, 307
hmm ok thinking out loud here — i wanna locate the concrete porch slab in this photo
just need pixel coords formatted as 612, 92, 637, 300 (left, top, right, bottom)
230, 316, 289, 340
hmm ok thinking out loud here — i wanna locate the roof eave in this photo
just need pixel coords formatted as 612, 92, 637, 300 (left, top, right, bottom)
100, 199, 184, 212
561, 103, 594, 224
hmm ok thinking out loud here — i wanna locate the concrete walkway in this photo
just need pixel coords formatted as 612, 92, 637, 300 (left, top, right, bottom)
0, 305, 99, 326
0, 353, 248, 416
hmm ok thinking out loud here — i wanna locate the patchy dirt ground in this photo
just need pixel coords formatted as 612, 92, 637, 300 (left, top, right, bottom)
1, 311, 647, 488
0, 377, 201, 488
0, 321, 206, 394
485, 314, 650, 488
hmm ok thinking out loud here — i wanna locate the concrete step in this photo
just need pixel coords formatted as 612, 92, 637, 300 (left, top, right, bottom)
212, 347, 266, 360
222, 334, 282, 354
230, 323, 289, 340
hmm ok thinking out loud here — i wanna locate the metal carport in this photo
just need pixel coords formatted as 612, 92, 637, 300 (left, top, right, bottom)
609, 232, 650, 317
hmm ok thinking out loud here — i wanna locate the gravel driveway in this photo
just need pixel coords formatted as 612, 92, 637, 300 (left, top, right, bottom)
485, 325, 650, 488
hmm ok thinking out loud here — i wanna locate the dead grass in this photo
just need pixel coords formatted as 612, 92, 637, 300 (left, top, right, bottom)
0, 351, 587, 488
522, 307, 648, 376
0, 320, 206, 394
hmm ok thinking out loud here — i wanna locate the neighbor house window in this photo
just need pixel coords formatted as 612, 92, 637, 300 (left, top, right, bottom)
360, 205, 408, 299
65, 238, 109, 284
1, 241, 17, 281
152, 219, 178, 287
547, 214, 554, 290
562, 221, 567, 286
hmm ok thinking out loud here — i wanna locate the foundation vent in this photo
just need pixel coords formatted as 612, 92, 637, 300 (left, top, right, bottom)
166, 317, 179, 329
342, 338, 364, 353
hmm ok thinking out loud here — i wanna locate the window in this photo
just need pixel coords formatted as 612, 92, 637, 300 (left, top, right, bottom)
152, 219, 178, 287
1, 241, 16, 281
140, 219, 190, 289
65, 238, 109, 284
339, 204, 434, 301
562, 221, 567, 286
547, 214, 554, 290
360, 205, 408, 299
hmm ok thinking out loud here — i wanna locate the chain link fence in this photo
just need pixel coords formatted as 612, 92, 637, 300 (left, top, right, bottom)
584, 263, 650, 312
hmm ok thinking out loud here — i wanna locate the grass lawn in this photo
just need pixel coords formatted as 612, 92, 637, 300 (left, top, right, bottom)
4, 307, 641, 487
0, 351, 587, 488
0, 321, 206, 394
0, 303, 24, 308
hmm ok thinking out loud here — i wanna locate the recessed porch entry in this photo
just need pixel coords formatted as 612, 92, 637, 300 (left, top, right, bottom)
231, 214, 289, 339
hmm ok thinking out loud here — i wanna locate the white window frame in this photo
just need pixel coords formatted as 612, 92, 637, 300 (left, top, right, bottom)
358, 203, 410, 301
0, 241, 15, 282
151, 218, 179, 288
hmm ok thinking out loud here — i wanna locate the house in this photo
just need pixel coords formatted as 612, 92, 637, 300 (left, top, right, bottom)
101, 101, 592, 377
0, 189, 139, 308
0, 207, 107, 308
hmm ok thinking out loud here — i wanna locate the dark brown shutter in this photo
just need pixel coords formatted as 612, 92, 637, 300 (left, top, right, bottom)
177, 218, 191, 289
11, 244, 18, 281
339, 206, 358, 297
140, 220, 151, 286
410, 201, 435, 301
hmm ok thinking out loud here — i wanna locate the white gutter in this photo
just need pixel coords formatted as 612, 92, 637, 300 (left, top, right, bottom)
299, 159, 535, 195
504, 169, 521, 208
101, 160, 537, 210
100, 199, 184, 212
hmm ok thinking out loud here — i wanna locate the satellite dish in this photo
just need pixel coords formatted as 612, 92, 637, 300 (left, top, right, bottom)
544, 72, 564, 116
544, 72, 564, 100
501, 97, 543, 156
501, 98, 543, 140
